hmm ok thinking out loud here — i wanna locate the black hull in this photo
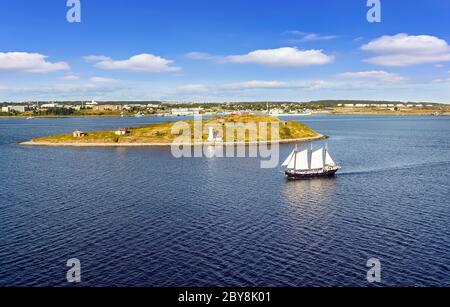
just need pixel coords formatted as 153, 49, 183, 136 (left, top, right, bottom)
285, 169, 338, 180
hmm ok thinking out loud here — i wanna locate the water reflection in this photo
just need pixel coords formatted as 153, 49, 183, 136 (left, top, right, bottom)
283, 177, 336, 202
282, 177, 337, 220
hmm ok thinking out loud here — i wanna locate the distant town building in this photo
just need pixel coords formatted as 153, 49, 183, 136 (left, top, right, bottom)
269, 108, 284, 115
68, 105, 82, 111
9, 106, 30, 112
171, 108, 203, 116
40, 103, 61, 109
93, 105, 123, 111
172, 108, 190, 116
129, 104, 146, 109
147, 104, 160, 109
84, 100, 98, 109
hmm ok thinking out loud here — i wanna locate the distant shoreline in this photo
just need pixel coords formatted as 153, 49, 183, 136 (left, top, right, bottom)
2, 112, 449, 119
21, 134, 326, 147
0, 115, 139, 119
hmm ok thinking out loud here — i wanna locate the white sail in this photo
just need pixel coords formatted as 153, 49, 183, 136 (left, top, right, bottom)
310, 148, 325, 169
294, 149, 309, 171
287, 152, 297, 169
282, 150, 296, 167
325, 151, 336, 166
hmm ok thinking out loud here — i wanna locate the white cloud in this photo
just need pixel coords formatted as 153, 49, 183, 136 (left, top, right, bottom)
338, 71, 405, 82
89, 54, 181, 72
61, 74, 80, 81
284, 31, 337, 42
89, 77, 120, 83
221, 80, 290, 90
187, 47, 334, 68
0, 52, 69, 73
226, 47, 334, 67
0, 82, 126, 100
302, 34, 337, 42
432, 78, 450, 84
362, 33, 450, 66
177, 84, 209, 94
173, 80, 345, 93
4, 78, 450, 103
185, 52, 219, 61
83, 55, 112, 62
215, 79, 415, 92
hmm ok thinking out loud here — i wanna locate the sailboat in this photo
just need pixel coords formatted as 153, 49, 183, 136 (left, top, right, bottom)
282, 145, 340, 180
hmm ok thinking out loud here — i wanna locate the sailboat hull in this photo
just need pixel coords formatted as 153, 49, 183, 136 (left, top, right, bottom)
285, 167, 339, 180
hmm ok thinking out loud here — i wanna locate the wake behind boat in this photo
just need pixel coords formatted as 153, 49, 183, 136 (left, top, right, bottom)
282, 145, 340, 180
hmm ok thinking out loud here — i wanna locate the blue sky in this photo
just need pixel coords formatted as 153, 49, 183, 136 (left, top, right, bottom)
0, 0, 449, 102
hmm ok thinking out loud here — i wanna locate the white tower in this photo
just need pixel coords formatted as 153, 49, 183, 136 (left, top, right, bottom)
208, 127, 215, 142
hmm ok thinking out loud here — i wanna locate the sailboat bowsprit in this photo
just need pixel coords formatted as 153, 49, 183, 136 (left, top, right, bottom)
282, 145, 341, 180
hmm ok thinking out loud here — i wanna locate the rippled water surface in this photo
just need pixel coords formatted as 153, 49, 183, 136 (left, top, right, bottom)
0, 115, 449, 287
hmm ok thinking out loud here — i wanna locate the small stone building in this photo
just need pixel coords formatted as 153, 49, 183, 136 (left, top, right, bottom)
115, 128, 129, 136
73, 130, 88, 137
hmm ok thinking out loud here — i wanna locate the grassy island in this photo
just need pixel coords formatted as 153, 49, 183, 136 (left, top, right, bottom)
22, 116, 323, 147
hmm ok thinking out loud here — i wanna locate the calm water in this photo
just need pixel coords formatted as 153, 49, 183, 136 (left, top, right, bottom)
0, 115, 449, 287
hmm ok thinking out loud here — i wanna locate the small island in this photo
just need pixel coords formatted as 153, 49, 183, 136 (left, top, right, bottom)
21, 115, 324, 147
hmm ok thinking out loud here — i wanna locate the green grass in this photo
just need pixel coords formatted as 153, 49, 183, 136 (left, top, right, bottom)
31, 115, 319, 144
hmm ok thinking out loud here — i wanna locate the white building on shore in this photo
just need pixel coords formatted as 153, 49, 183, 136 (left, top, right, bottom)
85, 100, 98, 109
171, 108, 203, 116
40, 103, 61, 109
4, 105, 30, 112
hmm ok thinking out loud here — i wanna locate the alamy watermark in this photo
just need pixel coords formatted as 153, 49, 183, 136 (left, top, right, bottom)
66, 0, 81, 23
367, 0, 381, 23
66, 258, 82, 283
367, 258, 382, 283
170, 116, 280, 169
63, 256, 383, 284
65, 1, 379, 24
